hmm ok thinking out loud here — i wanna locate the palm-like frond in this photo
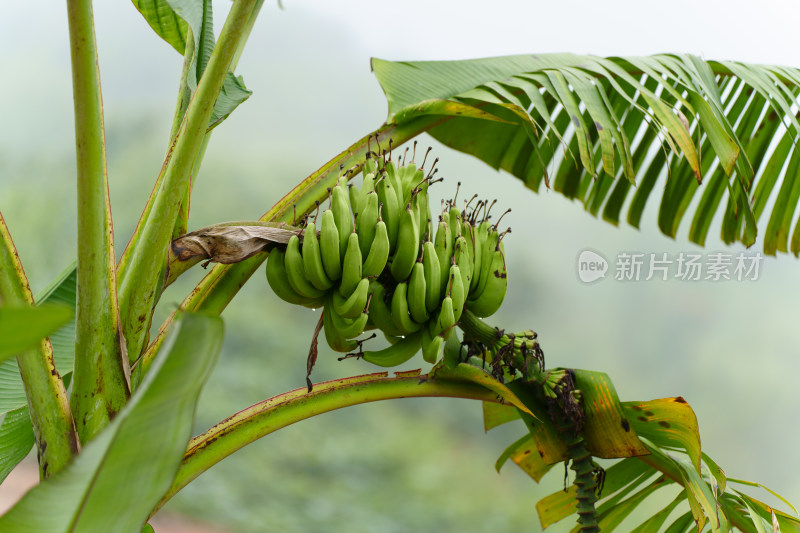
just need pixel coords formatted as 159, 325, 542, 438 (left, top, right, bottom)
372, 54, 800, 255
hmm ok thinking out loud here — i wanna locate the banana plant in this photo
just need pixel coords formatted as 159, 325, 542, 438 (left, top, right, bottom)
1, 0, 799, 531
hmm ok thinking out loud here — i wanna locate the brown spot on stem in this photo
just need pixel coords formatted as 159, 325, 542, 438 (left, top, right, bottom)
637, 416, 648, 422
658, 421, 671, 428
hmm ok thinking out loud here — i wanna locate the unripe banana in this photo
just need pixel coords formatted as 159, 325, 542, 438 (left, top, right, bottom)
421, 240, 441, 313
367, 281, 405, 337
467, 244, 507, 318
383, 160, 404, 201
377, 178, 400, 249
301, 222, 333, 291
470, 220, 490, 294
285, 235, 327, 299
471, 227, 499, 300
320, 209, 342, 281
401, 164, 423, 190
363, 155, 378, 175
433, 219, 452, 301
431, 295, 455, 337
460, 221, 476, 286
339, 231, 362, 297
328, 299, 369, 339
407, 260, 429, 323
355, 191, 379, 256
452, 236, 473, 292
421, 326, 444, 364
322, 300, 359, 353
413, 183, 431, 242
390, 281, 422, 334
362, 330, 423, 367
362, 220, 390, 278
448, 206, 462, 245
265, 248, 324, 308
348, 184, 360, 216
389, 205, 419, 282
331, 184, 353, 257
447, 263, 466, 322
332, 277, 369, 319
361, 171, 377, 198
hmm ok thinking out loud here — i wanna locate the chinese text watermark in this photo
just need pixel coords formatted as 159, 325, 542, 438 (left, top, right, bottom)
577, 250, 762, 283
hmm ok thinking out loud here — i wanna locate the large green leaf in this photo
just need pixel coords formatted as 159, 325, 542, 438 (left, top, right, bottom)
0, 407, 34, 484
0, 264, 76, 415
0, 313, 223, 532
130, 0, 251, 130
372, 54, 800, 254
0, 305, 72, 364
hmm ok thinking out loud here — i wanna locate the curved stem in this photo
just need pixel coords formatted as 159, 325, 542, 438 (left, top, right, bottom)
154, 370, 503, 511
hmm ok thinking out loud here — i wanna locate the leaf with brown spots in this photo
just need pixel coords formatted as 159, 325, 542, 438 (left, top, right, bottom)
622, 397, 701, 473
572, 370, 650, 459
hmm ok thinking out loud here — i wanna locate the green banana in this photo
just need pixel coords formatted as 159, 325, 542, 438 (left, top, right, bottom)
447, 263, 466, 322
390, 281, 422, 334
452, 236, 473, 292
467, 243, 507, 318
407, 260, 429, 323
421, 240, 441, 313
448, 206, 462, 246
328, 299, 369, 339
348, 184, 360, 216
389, 205, 419, 282
322, 300, 359, 353
383, 160, 404, 201
355, 191, 379, 256
332, 277, 369, 319
431, 294, 455, 337
361, 171, 377, 198
460, 221, 477, 285
413, 183, 431, 242
320, 209, 342, 281
377, 178, 399, 249
265, 248, 324, 308
362, 330, 423, 367
331, 184, 353, 257
362, 219, 390, 278
367, 281, 405, 337
421, 326, 444, 364
469, 220, 490, 294
339, 231, 362, 297
363, 155, 378, 175
471, 226, 499, 301
301, 222, 333, 291
433, 219, 452, 301
284, 235, 327, 299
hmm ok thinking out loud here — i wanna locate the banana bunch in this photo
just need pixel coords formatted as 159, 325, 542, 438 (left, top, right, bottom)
265, 145, 512, 369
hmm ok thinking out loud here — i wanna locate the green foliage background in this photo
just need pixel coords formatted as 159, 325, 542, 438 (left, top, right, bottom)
2, 2, 799, 531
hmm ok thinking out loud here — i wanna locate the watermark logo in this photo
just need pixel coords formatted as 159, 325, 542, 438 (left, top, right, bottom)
577, 249, 609, 283
577, 249, 763, 283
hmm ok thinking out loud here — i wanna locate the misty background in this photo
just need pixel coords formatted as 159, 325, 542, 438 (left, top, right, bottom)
2, 1, 799, 531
